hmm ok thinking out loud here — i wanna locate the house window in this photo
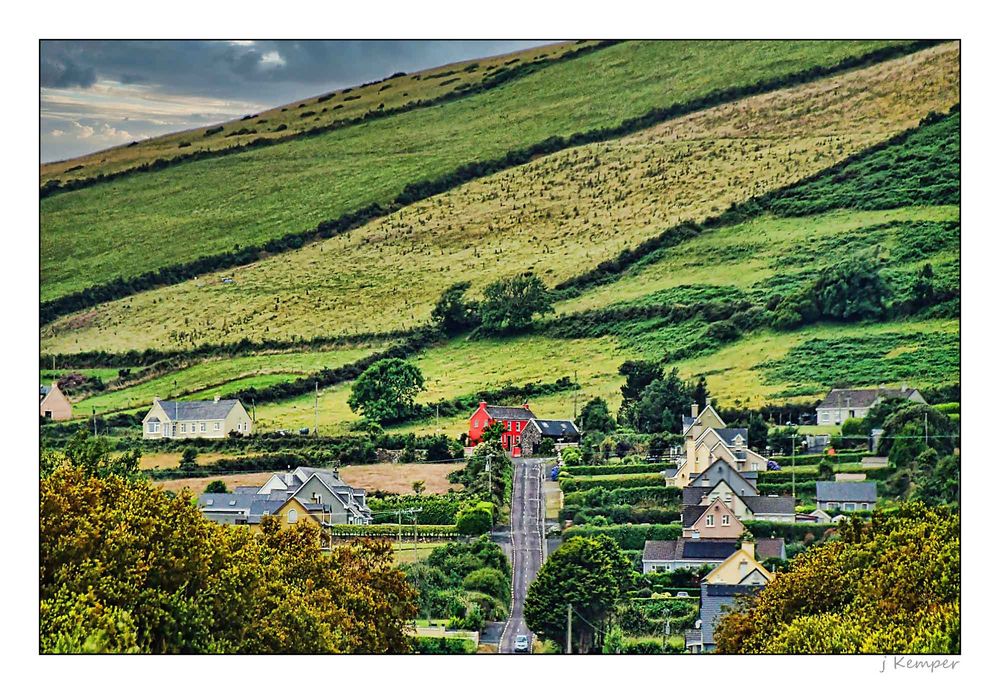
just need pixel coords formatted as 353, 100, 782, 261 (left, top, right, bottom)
148, 421, 159, 433
820, 413, 829, 423
722, 515, 730, 526
287, 509, 298, 524
844, 502, 855, 511
516, 421, 521, 432
473, 419, 479, 428
706, 515, 715, 527
751, 462, 759, 471
507, 421, 513, 431
200, 422, 207, 432
860, 503, 868, 510
215, 422, 221, 431
515, 436, 520, 444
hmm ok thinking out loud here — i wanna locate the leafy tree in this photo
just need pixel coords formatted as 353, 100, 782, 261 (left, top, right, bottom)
456, 501, 494, 535
772, 257, 891, 329
204, 480, 228, 494
423, 434, 458, 463
878, 402, 957, 462
692, 376, 710, 410
462, 567, 510, 604
578, 397, 615, 434
40, 463, 417, 653
715, 504, 958, 654
618, 360, 663, 404
179, 447, 198, 470
431, 282, 480, 334
347, 358, 425, 423
480, 421, 504, 444
840, 417, 866, 442
766, 425, 800, 456
478, 273, 554, 334
41, 431, 140, 480
524, 535, 632, 653
603, 625, 624, 654
537, 438, 556, 456
631, 368, 691, 434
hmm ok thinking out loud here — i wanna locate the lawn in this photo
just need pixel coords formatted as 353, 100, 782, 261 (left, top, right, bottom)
391, 541, 451, 565
41, 40, 915, 305
41, 43, 958, 354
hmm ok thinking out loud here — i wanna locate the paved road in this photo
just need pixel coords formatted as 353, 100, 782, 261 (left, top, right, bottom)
499, 458, 545, 654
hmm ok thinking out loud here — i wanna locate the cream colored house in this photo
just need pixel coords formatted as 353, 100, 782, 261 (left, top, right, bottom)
702, 541, 775, 586
142, 396, 252, 439
40, 382, 73, 421
665, 404, 769, 487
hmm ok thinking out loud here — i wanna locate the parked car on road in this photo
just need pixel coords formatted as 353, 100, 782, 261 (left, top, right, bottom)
514, 634, 530, 653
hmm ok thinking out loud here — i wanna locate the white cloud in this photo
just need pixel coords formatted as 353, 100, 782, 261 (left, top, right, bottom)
50, 129, 65, 137
259, 50, 286, 69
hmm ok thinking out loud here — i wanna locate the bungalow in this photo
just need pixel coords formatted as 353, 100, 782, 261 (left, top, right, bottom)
815, 481, 877, 512
143, 396, 252, 439
816, 385, 926, 425
519, 419, 581, 456
641, 537, 785, 574
40, 382, 72, 421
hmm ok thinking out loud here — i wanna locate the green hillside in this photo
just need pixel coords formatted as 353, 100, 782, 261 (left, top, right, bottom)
41, 40, 913, 304
42, 42, 958, 354
41, 41, 960, 435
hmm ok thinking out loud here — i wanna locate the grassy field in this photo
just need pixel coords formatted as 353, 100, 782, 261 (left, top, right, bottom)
253, 334, 640, 433
391, 541, 451, 565
41, 43, 958, 353
154, 471, 274, 495
71, 345, 379, 416
40, 40, 913, 304
40, 42, 592, 185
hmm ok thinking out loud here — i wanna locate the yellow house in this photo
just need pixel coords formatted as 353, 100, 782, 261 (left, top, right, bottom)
40, 382, 73, 421
142, 396, 252, 439
250, 498, 330, 547
666, 404, 768, 487
702, 541, 775, 586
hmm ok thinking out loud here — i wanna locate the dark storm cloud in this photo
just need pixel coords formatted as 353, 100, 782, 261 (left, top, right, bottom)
40, 40, 552, 99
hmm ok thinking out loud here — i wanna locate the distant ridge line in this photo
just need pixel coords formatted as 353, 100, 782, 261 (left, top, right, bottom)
39, 40, 619, 199
39, 40, 944, 327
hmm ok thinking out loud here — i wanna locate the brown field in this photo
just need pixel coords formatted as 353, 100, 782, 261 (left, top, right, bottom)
140, 451, 230, 470
151, 462, 464, 496
339, 463, 464, 495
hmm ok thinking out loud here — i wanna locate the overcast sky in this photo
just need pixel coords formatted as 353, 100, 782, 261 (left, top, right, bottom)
40, 40, 552, 162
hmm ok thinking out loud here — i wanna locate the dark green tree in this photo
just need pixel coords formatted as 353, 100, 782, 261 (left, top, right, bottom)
524, 535, 632, 653
691, 376, 710, 410
431, 282, 480, 334
204, 480, 228, 494
631, 368, 692, 434
578, 397, 615, 434
479, 273, 554, 334
179, 447, 198, 470
347, 358, 425, 423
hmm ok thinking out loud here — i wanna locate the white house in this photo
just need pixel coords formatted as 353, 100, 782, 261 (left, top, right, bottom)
816, 385, 925, 425
142, 396, 252, 439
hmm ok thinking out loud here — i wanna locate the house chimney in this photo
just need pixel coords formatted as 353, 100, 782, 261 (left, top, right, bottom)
479, 401, 487, 408
691, 403, 699, 418
741, 539, 755, 557
153, 397, 160, 404
523, 401, 530, 410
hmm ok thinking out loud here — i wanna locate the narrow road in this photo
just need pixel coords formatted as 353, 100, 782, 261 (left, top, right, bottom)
499, 457, 545, 654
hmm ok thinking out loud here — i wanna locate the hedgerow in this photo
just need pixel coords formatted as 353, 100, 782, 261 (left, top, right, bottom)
559, 474, 664, 493
562, 523, 682, 550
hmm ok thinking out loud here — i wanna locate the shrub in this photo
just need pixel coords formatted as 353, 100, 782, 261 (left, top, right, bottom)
455, 501, 494, 536
413, 636, 475, 654
562, 523, 681, 550
462, 567, 509, 603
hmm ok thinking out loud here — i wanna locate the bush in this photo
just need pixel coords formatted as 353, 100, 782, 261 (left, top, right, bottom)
462, 567, 509, 603
562, 523, 681, 550
413, 636, 476, 654
559, 474, 663, 493
455, 501, 494, 536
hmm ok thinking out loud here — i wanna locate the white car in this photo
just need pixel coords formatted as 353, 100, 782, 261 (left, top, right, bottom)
514, 634, 530, 653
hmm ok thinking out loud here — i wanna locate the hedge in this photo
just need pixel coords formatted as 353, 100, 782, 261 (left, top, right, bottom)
559, 474, 664, 493
560, 462, 669, 476
562, 485, 680, 508
413, 636, 476, 654
771, 451, 867, 466
561, 523, 681, 550
328, 524, 461, 539
744, 520, 836, 543
40, 41, 939, 325
369, 494, 463, 525
560, 505, 681, 525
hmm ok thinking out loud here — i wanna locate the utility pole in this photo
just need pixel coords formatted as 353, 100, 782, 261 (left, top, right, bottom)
566, 603, 573, 654
573, 370, 579, 420
314, 381, 319, 437
92, 408, 97, 436
790, 433, 797, 502
486, 455, 493, 500
924, 412, 929, 447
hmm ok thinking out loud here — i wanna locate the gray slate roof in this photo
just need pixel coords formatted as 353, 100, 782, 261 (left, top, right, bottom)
815, 481, 877, 503
701, 583, 762, 647
689, 460, 759, 495
198, 493, 252, 511
712, 428, 749, 446
484, 405, 536, 420
743, 495, 796, 516
40, 385, 51, 398
156, 399, 240, 421
755, 538, 786, 560
817, 387, 922, 410
533, 419, 580, 438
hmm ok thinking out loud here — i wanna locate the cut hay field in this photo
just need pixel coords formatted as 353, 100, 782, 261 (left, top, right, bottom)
41, 42, 591, 185
41, 40, 909, 303
150, 462, 463, 496
71, 345, 379, 416
42, 43, 958, 354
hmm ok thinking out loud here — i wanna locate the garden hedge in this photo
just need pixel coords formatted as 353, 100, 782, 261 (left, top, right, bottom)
562, 523, 682, 550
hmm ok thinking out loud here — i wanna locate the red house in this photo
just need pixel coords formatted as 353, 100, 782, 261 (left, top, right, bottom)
468, 401, 536, 456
